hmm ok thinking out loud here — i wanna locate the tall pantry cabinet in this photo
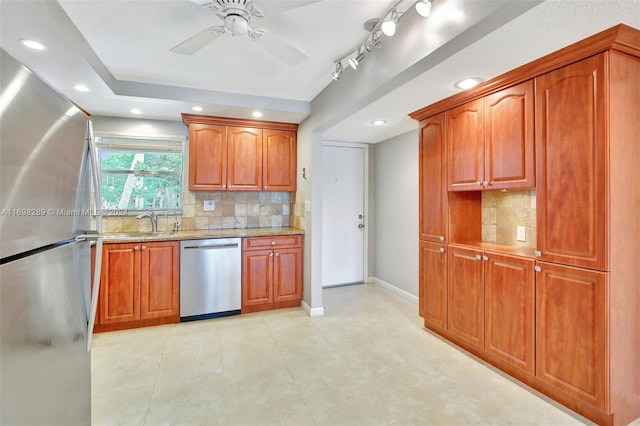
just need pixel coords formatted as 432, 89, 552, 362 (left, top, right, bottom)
410, 25, 640, 426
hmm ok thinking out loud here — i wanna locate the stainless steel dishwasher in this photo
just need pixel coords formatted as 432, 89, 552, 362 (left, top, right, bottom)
180, 238, 241, 321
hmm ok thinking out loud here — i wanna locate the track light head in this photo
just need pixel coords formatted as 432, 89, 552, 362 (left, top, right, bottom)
330, 61, 344, 81
348, 52, 365, 70
415, 0, 432, 18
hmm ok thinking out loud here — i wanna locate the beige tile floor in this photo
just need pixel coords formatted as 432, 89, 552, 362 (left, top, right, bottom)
91, 283, 600, 426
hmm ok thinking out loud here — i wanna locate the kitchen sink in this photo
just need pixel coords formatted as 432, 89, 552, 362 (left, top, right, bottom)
102, 232, 178, 239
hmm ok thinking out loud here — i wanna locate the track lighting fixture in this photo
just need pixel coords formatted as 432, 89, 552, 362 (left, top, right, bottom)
348, 50, 365, 70
330, 0, 435, 80
381, 8, 400, 37
331, 61, 344, 81
415, 0, 432, 18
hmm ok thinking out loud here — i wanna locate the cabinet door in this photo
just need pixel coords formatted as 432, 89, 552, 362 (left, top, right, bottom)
535, 262, 608, 411
535, 54, 607, 271
447, 98, 484, 191
419, 114, 447, 242
263, 129, 297, 192
484, 252, 535, 374
447, 246, 484, 349
227, 127, 263, 191
242, 249, 273, 307
419, 241, 447, 331
484, 81, 535, 189
140, 241, 179, 320
273, 247, 302, 303
188, 124, 227, 191
98, 243, 140, 324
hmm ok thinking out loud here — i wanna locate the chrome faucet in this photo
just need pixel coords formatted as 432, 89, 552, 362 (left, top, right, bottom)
135, 210, 157, 232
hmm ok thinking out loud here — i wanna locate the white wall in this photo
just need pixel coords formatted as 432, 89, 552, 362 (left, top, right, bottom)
373, 130, 419, 298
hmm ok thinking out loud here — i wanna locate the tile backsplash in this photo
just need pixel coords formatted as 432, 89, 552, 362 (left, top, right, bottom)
482, 189, 536, 248
101, 191, 293, 233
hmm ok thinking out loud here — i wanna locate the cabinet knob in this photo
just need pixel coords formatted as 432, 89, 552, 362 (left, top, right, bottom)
269, 252, 274, 257
222, 185, 226, 189
475, 254, 482, 260
275, 252, 280, 257
534, 265, 542, 272
141, 246, 147, 251
439, 248, 445, 253
476, 181, 482, 186
534, 250, 541, 257
482, 181, 489, 188
271, 241, 276, 245
439, 236, 444, 242
134, 246, 140, 251
482, 255, 489, 261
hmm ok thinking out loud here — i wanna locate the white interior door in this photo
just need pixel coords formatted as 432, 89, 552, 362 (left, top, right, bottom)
322, 143, 366, 287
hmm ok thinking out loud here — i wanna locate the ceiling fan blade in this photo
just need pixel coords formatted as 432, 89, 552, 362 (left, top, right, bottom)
170, 26, 224, 55
257, 0, 322, 16
255, 32, 307, 67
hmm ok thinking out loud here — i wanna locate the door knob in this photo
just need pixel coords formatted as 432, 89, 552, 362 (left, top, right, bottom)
358, 223, 364, 229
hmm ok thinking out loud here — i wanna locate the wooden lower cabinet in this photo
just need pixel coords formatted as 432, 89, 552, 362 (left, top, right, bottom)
242, 235, 303, 313
425, 245, 535, 375
418, 241, 447, 331
535, 261, 608, 412
94, 241, 179, 332
447, 246, 484, 349
484, 252, 535, 375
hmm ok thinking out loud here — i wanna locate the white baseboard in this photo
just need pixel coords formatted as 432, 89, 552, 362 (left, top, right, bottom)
372, 277, 419, 304
301, 300, 325, 317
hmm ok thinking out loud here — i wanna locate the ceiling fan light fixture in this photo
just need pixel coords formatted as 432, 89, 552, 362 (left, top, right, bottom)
252, 111, 263, 118
192, 106, 203, 112
415, 1, 432, 18
224, 14, 249, 36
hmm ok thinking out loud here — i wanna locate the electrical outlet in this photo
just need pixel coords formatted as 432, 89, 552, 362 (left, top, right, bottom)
516, 226, 526, 242
305, 200, 311, 213
203, 200, 215, 211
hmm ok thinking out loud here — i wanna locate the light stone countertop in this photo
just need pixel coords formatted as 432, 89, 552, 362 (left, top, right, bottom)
100, 227, 304, 243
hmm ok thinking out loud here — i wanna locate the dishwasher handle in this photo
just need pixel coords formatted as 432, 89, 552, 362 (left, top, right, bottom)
183, 243, 239, 250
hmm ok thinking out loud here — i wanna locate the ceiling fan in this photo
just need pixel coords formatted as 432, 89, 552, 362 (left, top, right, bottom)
171, 0, 319, 66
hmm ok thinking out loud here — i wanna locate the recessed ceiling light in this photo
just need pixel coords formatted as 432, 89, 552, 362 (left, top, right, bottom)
73, 84, 89, 92
20, 39, 45, 50
252, 111, 263, 118
454, 77, 483, 90
192, 106, 203, 112
130, 108, 142, 115
371, 120, 387, 126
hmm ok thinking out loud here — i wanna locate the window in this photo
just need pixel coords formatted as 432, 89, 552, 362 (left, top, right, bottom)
96, 135, 184, 214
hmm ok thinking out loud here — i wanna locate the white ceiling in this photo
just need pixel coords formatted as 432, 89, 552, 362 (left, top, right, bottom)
1, 1, 639, 143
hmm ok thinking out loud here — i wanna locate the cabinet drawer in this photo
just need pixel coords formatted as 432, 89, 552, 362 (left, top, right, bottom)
243, 235, 303, 250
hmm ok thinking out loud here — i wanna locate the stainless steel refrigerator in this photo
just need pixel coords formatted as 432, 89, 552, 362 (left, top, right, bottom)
0, 49, 102, 425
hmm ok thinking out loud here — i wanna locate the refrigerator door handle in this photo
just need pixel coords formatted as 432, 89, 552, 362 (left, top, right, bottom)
86, 121, 103, 234
79, 235, 102, 352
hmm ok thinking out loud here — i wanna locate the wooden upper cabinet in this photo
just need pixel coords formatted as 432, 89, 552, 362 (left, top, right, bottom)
535, 54, 607, 271
535, 261, 608, 411
419, 114, 447, 242
263, 129, 297, 192
188, 124, 227, 191
447, 82, 534, 191
447, 99, 484, 191
227, 127, 262, 191
182, 115, 298, 192
484, 80, 535, 189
